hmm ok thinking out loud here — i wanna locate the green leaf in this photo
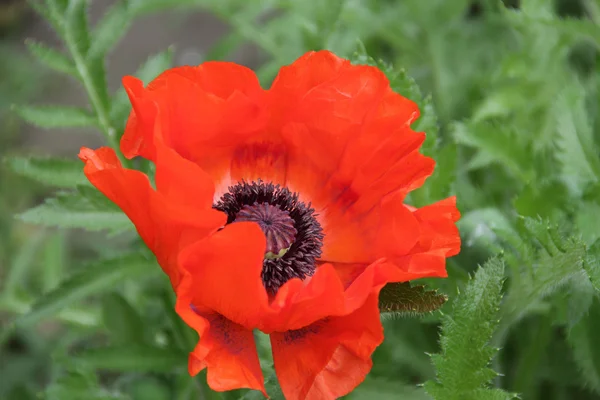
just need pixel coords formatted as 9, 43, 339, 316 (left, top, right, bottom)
502, 1, 600, 48
87, 0, 132, 61
65, 0, 91, 56
128, 0, 207, 14
17, 188, 132, 235
45, 363, 131, 400
101, 293, 146, 344
14, 253, 153, 329
12, 105, 97, 129
424, 257, 515, 400
77, 345, 186, 372
128, 378, 171, 400
497, 218, 589, 339
584, 242, 600, 293
5, 156, 88, 188
457, 208, 518, 251
554, 82, 600, 194
61, 0, 111, 116
17, 203, 131, 234
42, 231, 67, 291
29, 0, 66, 38
1, 230, 47, 299
576, 203, 600, 246
567, 298, 600, 393
25, 40, 76, 77
379, 282, 447, 317
453, 120, 534, 182
553, 275, 596, 329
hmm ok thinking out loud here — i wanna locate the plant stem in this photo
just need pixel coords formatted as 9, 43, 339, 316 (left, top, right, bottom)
62, 1, 130, 168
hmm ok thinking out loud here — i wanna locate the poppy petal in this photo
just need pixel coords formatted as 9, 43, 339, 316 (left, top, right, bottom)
177, 222, 269, 329
79, 146, 225, 286
120, 64, 268, 185
323, 194, 459, 285
270, 292, 382, 400
267, 51, 435, 265
400, 196, 461, 277
264, 258, 424, 333
176, 302, 266, 395
153, 134, 216, 210
316, 185, 422, 265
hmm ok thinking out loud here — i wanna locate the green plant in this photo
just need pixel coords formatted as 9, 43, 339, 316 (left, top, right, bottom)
2, 0, 600, 399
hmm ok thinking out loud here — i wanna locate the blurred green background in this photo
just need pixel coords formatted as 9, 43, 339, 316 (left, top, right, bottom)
1, 0, 600, 399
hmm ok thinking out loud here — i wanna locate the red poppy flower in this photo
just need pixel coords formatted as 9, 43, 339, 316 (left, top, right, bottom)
79, 51, 460, 400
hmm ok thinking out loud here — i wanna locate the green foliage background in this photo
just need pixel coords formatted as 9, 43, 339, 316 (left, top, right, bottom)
1, 0, 600, 399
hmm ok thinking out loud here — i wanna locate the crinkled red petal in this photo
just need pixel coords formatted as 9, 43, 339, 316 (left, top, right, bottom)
78, 145, 225, 287
270, 292, 383, 400
175, 301, 266, 395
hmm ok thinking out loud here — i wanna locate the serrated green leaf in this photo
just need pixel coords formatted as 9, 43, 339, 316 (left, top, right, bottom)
75, 185, 121, 210
521, 216, 565, 256
17, 201, 131, 234
16, 186, 130, 234
25, 40, 76, 77
424, 257, 512, 400
29, 0, 66, 38
553, 275, 596, 329
14, 253, 153, 328
453, 121, 534, 182
5, 156, 88, 188
379, 282, 447, 316
61, 0, 111, 116
87, 0, 132, 61
77, 345, 186, 372
102, 293, 146, 344
13, 105, 97, 129
554, 82, 600, 194
514, 180, 570, 219
498, 219, 589, 337
65, 0, 91, 56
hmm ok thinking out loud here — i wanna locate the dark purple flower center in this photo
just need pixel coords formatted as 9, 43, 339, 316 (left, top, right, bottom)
213, 180, 323, 295
235, 203, 297, 258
